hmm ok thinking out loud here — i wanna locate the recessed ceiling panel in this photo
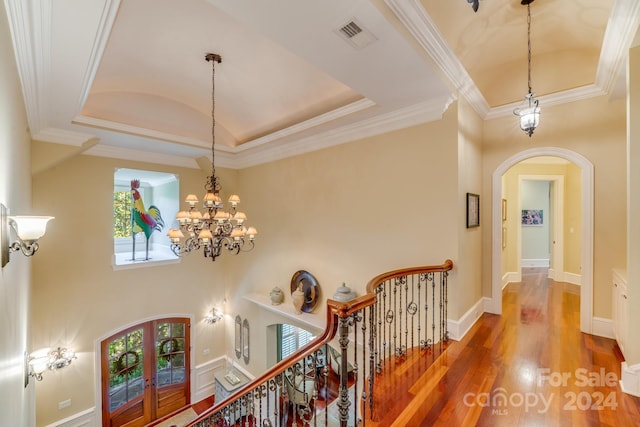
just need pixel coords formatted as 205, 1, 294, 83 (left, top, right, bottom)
81, 0, 363, 147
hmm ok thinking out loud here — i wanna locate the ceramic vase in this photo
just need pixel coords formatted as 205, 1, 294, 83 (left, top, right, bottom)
292, 283, 304, 314
333, 282, 357, 302
269, 287, 284, 305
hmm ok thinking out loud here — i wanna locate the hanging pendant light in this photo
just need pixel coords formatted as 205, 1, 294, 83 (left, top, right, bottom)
167, 53, 257, 261
513, 0, 540, 137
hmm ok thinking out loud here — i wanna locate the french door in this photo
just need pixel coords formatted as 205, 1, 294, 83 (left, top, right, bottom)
101, 317, 190, 427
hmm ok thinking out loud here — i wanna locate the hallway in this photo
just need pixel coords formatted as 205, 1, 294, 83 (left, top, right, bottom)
368, 267, 640, 426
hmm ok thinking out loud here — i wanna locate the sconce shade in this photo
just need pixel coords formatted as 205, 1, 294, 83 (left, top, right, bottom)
29, 348, 51, 375
28, 347, 75, 381
9, 216, 54, 241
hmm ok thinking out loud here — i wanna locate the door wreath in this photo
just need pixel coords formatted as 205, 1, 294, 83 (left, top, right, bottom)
158, 338, 180, 361
115, 350, 139, 375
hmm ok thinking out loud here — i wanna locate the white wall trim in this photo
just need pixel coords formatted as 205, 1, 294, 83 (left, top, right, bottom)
521, 259, 550, 268
562, 272, 582, 286
447, 297, 485, 341
620, 362, 640, 397
502, 272, 521, 289
591, 317, 614, 339
44, 407, 95, 427
193, 356, 226, 403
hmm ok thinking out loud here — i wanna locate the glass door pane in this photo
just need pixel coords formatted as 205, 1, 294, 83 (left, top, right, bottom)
156, 321, 186, 387
107, 328, 145, 412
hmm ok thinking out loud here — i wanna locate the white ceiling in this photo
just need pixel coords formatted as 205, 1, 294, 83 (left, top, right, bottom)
5, 0, 640, 171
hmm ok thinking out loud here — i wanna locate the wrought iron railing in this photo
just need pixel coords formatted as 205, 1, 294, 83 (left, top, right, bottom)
188, 259, 453, 427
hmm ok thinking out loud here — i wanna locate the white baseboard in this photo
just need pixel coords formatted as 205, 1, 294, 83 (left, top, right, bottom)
591, 317, 614, 339
620, 362, 640, 397
447, 297, 485, 341
502, 272, 520, 289
44, 407, 95, 427
549, 269, 582, 285
521, 259, 550, 268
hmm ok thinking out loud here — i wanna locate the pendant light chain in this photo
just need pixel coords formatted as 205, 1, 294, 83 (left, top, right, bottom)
206, 53, 221, 194
513, 0, 540, 137
527, 3, 533, 95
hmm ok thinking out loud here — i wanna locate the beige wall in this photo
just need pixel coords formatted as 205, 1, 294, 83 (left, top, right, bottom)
31, 154, 235, 425
227, 104, 468, 374
456, 98, 484, 319
626, 45, 640, 365
564, 163, 582, 274
482, 95, 627, 319
0, 1, 36, 425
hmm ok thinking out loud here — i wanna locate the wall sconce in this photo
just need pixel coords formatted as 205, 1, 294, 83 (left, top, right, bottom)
204, 307, 223, 324
1, 203, 54, 268
28, 347, 76, 381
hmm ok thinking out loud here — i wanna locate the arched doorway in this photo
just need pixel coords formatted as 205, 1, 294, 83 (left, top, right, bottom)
491, 147, 594, 333
99, 317, 191, 427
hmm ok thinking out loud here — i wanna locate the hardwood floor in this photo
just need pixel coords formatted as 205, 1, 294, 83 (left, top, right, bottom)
367, 267, 640, 426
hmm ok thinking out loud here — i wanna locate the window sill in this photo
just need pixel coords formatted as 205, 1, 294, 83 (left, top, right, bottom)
112, 249, 180, 270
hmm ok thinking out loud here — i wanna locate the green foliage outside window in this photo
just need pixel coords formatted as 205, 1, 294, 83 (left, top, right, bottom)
113, 191, 132, 238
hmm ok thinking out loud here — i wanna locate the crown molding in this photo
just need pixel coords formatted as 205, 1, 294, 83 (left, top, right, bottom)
232, 95, 453, 169
385, 0, 639, 121
235, 98, 376, 152
4, 0, 52, 135
32, 127, 97, 146
84, 144, 201, 170
72, 115, 217, 151
384, 0, 490, 118
75, 0, 121, 114
485, 85, 607, 120
595, 0, 640, 93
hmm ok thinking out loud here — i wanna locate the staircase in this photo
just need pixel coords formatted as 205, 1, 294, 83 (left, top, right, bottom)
187, 259, 453, 427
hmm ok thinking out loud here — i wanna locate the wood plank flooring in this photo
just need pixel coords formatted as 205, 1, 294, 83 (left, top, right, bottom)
367, 267, 640, 426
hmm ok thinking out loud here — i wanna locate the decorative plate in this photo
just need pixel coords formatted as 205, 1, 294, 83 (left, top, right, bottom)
290, 270, 320, 313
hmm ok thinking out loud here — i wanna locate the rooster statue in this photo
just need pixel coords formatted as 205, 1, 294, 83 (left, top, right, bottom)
130, 179, 165, 261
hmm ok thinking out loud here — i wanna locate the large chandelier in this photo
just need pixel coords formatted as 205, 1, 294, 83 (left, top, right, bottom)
167, 53, 257, 261
513, 0, 540, 137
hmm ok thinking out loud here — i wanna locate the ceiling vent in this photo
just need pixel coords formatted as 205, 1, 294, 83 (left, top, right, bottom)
335, 19, 377, 50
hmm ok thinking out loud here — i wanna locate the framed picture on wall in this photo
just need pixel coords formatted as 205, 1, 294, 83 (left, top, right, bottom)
521, 209, 543, 226
502, 226, 507, 249
466, 193, 480, 228
502, 198, 507, 221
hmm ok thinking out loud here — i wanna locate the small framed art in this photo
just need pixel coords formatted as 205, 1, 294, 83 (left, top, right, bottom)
466, 193, 480, 228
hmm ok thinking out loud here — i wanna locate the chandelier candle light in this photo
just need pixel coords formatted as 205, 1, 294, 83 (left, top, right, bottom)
513, 0, 540, 137
167, 53, 257, 261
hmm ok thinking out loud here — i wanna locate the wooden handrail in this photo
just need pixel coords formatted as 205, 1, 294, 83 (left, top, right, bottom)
365, 259, 453, 294
188, 259, 454, 426
190, 295, 371, 423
